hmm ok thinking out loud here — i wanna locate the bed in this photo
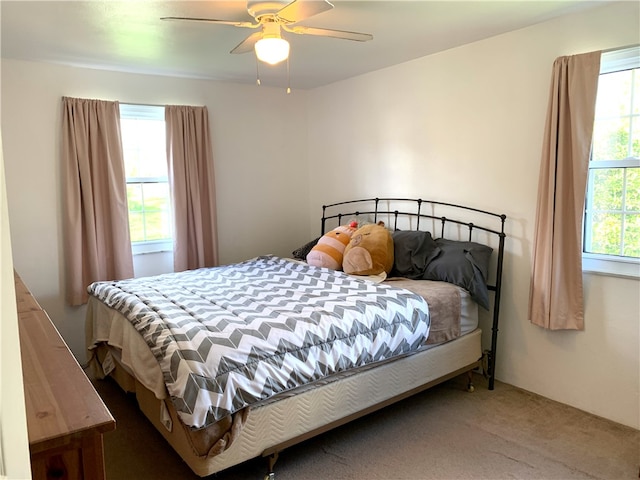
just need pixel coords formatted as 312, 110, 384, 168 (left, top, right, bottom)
86, 197, 506, 479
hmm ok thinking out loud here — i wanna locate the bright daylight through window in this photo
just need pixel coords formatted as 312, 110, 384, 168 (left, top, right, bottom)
583, 46, 640, 277
120, 104, 172, 254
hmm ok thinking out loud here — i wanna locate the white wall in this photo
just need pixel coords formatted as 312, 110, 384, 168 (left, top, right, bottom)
0, 133, 31, 479
1, 61, 310, 361
2, 0, 638, 435
307, 1, 640, 428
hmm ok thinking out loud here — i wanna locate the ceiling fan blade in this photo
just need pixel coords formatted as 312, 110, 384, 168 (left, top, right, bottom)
230, 31, 263, 54
276, 0, 334, 24
160, 17, 259, 29
283, 25, 373, 42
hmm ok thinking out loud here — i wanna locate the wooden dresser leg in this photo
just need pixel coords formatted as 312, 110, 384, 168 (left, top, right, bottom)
80, 435, 107, 480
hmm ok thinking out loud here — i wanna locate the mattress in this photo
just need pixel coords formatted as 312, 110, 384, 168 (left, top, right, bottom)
86, 277, 478, 403
86, 261, 481, 475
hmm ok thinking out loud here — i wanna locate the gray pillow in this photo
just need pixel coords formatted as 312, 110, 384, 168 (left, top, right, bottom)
291, 237, 320, 261
390, 231, 440, 279
423, 238, 493, 310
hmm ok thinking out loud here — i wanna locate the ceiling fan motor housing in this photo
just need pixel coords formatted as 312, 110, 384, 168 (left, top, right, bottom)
247, 1, 289, 20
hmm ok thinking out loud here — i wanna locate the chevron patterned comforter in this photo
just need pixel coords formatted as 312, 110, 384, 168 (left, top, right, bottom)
88, 256, 430, 429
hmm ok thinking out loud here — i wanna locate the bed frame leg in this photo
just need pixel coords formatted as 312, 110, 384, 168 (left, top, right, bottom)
466, 370, 475, 393
264, 452, 279, 480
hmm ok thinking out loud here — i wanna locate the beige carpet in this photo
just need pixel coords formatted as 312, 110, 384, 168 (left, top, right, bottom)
92, 373, 639, 480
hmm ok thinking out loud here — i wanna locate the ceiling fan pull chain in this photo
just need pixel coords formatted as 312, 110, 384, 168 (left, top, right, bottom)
256, 58, 261, 86
286, 57, 291, 94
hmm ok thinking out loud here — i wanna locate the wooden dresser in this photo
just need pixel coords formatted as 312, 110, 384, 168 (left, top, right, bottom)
15, 273, 116, 480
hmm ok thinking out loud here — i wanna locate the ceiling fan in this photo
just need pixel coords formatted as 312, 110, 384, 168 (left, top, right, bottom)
161, 0, 373, 66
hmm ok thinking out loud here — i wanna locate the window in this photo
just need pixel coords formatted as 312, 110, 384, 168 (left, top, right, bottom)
583, 46, 640, 278
120, 104, 172, 254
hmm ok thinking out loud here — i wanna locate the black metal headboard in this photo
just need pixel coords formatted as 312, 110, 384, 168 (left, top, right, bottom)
320, 197, 506, 390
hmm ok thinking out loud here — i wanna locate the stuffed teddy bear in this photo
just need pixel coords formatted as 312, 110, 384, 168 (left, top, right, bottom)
306, 221, 358, 270
343, 222, 394, 276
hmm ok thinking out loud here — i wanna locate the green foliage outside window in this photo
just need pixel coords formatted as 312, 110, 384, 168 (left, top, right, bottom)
121, 110, 172, 245
592, 123, 640, 161
126, 183, 171, 243
587, 164, 639, 258
586, 66, 639, 259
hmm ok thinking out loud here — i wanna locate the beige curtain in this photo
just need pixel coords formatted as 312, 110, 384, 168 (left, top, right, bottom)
62, 97, 134, 305
165, 105, 219, 271
528, 52, 601, 330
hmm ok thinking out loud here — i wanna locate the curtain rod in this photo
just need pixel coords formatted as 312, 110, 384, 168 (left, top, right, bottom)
120, 101, 206, 108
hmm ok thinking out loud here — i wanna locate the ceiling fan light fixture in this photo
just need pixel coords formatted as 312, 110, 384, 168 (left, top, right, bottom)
255, 36, 290, 65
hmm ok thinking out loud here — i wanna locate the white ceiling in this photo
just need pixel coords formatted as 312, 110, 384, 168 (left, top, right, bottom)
1, 0, 608, 90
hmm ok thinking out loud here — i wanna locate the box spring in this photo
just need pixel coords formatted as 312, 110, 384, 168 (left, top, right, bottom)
95, 328, 481, 477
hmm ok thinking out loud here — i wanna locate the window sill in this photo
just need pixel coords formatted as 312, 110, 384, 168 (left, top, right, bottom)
133, 250, 173, 256
132, 240, 173, 256
582, 254, 640, 280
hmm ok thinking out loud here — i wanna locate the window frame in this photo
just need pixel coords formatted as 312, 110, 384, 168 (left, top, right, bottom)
120, 104, 173, 256
582, 46, 640, 279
